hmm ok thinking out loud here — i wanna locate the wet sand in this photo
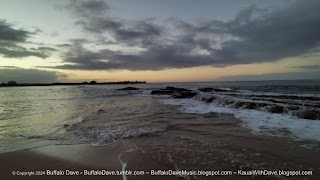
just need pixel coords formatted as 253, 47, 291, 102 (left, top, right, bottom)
1, 132, 320, 180
0, 140, 174, 180
1, 114, 320, 180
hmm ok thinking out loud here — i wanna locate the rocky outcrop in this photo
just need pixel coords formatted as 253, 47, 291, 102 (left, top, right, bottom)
164, 86, 188, 91
151, 86, 197, 98
198, 87, 236, 92
116, 85, 320, 121
151, 90, 175, 95
97, 109, 106, 114
172, 91, 197, 99
296, 110, 320, 120
269, 106, 285, 113
118, 87, 139, 90
201, 96, 215, 103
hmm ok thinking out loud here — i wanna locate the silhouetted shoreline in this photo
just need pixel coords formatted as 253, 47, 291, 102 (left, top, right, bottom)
0, 81, 146, 87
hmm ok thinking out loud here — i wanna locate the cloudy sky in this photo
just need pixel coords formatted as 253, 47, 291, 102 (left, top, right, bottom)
0, 0, 319, 83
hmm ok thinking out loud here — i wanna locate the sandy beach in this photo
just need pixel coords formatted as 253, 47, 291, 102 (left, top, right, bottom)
1, 83, 320, 180
0, 140, 174, 180
2, 133, 320, 180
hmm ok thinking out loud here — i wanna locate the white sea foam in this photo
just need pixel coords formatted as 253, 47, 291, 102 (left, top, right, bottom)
68, 124, 166, 146
134, 90, 153, 97
160, 98, 320, 142
161, 98, 234, 114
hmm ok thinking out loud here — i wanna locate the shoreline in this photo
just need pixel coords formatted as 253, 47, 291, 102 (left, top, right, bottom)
0, 81, 147, 88
1, 116, 320, 180
0, 140, 173, 180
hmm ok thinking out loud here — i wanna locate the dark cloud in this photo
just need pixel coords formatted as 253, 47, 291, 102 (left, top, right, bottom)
291, 65, 320, 70
0, 19, 52, 59
30, 47, 57, 52
75, 17, 162, 46
213, 0, 320, 65
44, 38, 217, 70
66, 0, 109, 17
0, 47, 49, 58
65, 0, 162, 45
0, 20, 31, 42
0, 66, 18, 69
50, 0, 320, 71
0, 68, 61, 83
56, 43, 72, 47
218, 71, 320, 81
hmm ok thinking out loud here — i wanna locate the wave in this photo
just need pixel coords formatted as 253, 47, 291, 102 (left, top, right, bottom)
135, 86, 320, 142
67, 124, 166, 146
197, 91, 320, 120
160, 98, 320, 142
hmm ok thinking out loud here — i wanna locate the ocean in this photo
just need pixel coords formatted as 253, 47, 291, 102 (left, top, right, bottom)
1, 80, 320, 176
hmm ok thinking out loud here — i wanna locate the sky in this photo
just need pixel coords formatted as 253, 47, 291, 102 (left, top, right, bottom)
0, 0, 319, 83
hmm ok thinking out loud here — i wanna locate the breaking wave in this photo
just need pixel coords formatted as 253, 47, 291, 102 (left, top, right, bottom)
67, 123, 166, 146
138, 87, 320, 142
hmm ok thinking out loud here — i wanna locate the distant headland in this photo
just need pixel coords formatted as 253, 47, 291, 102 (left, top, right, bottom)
0, 80, 146, 87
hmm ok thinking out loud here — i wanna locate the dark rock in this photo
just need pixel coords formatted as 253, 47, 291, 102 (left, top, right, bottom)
198, 87, 235, 92
151, 90, 175, 95
269, 106, 284, 113
234, 101, 245, 108
7, 81, 18, 85
275, 95, 320, 101
287, 106, 300, 110
201, 97, 215, 103
172, 91, 197, 99
165, 86, 188, 91
97, 109, 105, 114
198, 88, 216, 92
225, 99, 237, 105
296, 110, 320, 120
212, 88, 233, 92
245, 102, 257, 109
118, 87, 139, 90
151, 86, 197, 98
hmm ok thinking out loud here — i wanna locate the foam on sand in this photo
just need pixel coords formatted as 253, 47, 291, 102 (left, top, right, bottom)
67, 124, 167, 146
